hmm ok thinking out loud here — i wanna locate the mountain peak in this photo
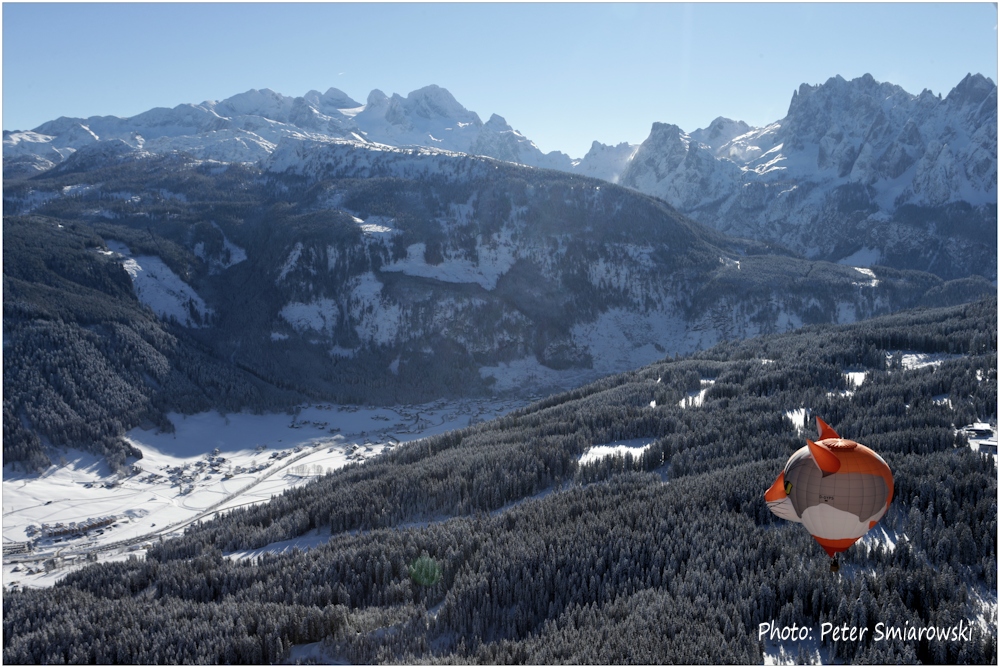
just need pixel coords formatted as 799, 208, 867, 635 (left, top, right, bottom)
690, 117, 752, 152
321, 87, 361, 108
366, 89, 389, 108
946, 73, 997, 107
303, 88, 362, 112
405, 85, 478, 123
484, 114, 512, 132
212, 88, 294, 120
648, 122, 687, 143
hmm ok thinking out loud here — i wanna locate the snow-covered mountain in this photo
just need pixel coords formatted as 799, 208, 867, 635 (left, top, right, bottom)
5, 74, 995, 280
614, 74, 997, 279
574, 140, 640, 183
3, 84, 574, 177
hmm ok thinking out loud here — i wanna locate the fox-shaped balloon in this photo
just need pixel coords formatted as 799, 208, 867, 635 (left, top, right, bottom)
765, 417, 894, 562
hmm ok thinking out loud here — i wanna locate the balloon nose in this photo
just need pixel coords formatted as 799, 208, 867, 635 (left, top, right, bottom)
764, 472, 787, 501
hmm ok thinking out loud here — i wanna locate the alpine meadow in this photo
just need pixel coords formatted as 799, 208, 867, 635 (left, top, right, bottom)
2, 63, 996, 665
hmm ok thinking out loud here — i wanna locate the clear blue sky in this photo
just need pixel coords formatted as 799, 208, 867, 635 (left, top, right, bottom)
3, 2, 997, 158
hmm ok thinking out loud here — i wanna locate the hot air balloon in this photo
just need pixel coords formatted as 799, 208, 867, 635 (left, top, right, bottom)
765, 417, 894, 571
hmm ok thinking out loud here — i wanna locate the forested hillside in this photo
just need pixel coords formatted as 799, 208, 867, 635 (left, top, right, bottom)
4, 298, 995, 664
3, 213, 304, 471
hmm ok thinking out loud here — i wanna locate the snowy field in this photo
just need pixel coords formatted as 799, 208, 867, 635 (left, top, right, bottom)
2, 397, 528, 590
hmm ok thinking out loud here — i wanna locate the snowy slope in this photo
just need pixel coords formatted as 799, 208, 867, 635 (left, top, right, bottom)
106, 241, 213, 328
9, 132, 986, 404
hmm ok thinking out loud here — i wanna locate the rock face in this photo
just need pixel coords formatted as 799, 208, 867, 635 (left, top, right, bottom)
611, 74, 997, 280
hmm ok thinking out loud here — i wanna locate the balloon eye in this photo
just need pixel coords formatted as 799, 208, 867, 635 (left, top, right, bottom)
784, 481, 793, 495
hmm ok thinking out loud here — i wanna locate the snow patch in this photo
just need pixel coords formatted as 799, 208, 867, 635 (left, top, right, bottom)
889, 351, 964, 369
851, 267, 879, 287
785, 408, 808, 433
679, 380, 715, 409
762, 634, 829, 666
859, 525, 905, 553
579, 438, 655, 466
62, 184, 94, 197
279, 298, 340, 336
355, 215, 396, 235
277, 242, 304, 282
382, 232, 517, 290
844, 370, 867, 388
106, 241, 212, 328
9, 189, 59, 213
216, 223, 247, 267
226, 528, 331, 561
970, 587, 999, 638
932, 394, 953, 409
349, 272, 401, 346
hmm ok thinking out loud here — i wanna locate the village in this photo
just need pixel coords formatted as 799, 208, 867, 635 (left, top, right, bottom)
3, 395, 532, 589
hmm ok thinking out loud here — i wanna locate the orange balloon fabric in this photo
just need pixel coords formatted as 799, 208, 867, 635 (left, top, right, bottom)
765, 418, 894, 557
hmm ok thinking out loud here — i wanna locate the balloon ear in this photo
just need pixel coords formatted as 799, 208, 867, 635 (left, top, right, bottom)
807, 439, 841, 475
816, 417, 840, 441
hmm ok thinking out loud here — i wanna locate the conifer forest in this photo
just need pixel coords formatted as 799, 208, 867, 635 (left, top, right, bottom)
3, 299, 996, 664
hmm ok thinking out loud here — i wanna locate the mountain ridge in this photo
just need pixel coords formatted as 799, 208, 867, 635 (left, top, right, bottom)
5, 73, 995, 280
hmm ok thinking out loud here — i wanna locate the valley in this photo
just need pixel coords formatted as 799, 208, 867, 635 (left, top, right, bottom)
2, 395, 532, 589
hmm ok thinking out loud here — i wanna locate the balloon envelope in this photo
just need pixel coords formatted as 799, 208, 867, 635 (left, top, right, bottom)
765, 418, 893, 557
